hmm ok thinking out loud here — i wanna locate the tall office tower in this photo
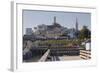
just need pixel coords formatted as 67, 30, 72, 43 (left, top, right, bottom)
75, 18, 79, 38
76, 18, 78, 31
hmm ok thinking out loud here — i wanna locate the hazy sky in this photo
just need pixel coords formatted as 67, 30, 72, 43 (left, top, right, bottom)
23, 10, 91, 34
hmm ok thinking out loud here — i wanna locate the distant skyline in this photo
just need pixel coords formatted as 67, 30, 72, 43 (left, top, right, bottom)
23, 10, 91, 34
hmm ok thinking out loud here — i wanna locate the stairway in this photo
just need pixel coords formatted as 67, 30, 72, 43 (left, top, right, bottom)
80, 50, 91, 60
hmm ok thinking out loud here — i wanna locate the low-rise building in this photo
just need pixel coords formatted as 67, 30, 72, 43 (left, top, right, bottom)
26, 28, 33, 35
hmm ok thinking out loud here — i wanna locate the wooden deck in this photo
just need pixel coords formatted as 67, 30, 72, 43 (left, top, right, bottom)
38, 49, 50, 62
80, 50, 91, 60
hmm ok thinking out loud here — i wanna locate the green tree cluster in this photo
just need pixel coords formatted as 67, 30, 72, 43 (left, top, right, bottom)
79, 26, 91, 39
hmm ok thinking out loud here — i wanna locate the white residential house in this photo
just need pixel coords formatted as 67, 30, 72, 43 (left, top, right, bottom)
81, 39, 91, 50
86, 41, 91, 50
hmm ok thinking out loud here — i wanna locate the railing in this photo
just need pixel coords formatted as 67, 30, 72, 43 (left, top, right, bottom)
38, 49, 50, 62
80, 50, 91, 60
